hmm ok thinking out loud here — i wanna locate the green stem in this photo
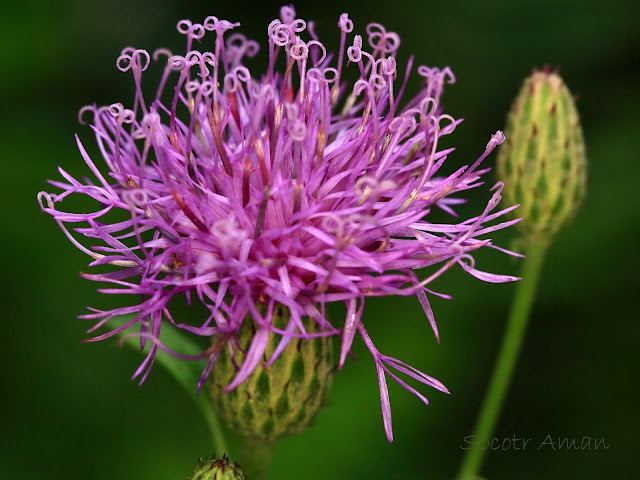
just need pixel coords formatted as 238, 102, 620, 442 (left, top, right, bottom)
196, 395, 229, 457
456, 240, 548, 480
239, 437, 275, 480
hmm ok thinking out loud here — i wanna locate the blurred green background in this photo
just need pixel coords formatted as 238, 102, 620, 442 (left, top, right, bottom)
1, 0, 638, 479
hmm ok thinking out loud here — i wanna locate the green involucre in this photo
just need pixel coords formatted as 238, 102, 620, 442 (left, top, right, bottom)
209, 306, 333, 442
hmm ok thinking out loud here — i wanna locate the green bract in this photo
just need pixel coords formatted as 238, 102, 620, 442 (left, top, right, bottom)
209, 306, 333, 442
497, 69, 587, 241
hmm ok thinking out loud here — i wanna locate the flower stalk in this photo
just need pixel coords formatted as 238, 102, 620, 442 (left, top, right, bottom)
239, 437, 275, 480
456, 240, 547, 480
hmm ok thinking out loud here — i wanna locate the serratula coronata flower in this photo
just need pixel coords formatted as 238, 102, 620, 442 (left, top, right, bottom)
38, 5, 520, 442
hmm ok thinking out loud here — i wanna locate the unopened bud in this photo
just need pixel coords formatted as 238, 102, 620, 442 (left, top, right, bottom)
497, 67, 587, 242
188, 455, 245, 480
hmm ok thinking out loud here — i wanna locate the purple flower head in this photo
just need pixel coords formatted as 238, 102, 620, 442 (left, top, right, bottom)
38, 6, 520, 442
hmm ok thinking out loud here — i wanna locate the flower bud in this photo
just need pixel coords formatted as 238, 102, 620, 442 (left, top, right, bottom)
210, 306, 333, 442
188, 455, 245, 480
497, 67, 587, 242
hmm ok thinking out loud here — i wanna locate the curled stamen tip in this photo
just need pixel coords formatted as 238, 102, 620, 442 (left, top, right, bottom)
132, 49, 151, 71
185, 80, 201, 94
191, 23, 206, 39
347, 45, 361, 63
36, 191, 55, 210
108, 103, 124, 116
289, 36, 309, 60
153, 48, 173, 61
116, 49, 151, 72
168, 55, 187, 71
280, 5, 296, 23
116, 54, 132, 72
338, 13, 353, 33
120, 109, 135, 124
486, 130, 505, 150
177, 19, 192, 34
353, 79, 368, 96
383, 56, 397, 75
443, 66, 456, 84
78, 105, 95, 125
388, 115, 412, 133
291, 19, 307, 33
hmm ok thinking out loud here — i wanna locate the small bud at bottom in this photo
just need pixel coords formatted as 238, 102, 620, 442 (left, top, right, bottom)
189, 454, 245, 480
